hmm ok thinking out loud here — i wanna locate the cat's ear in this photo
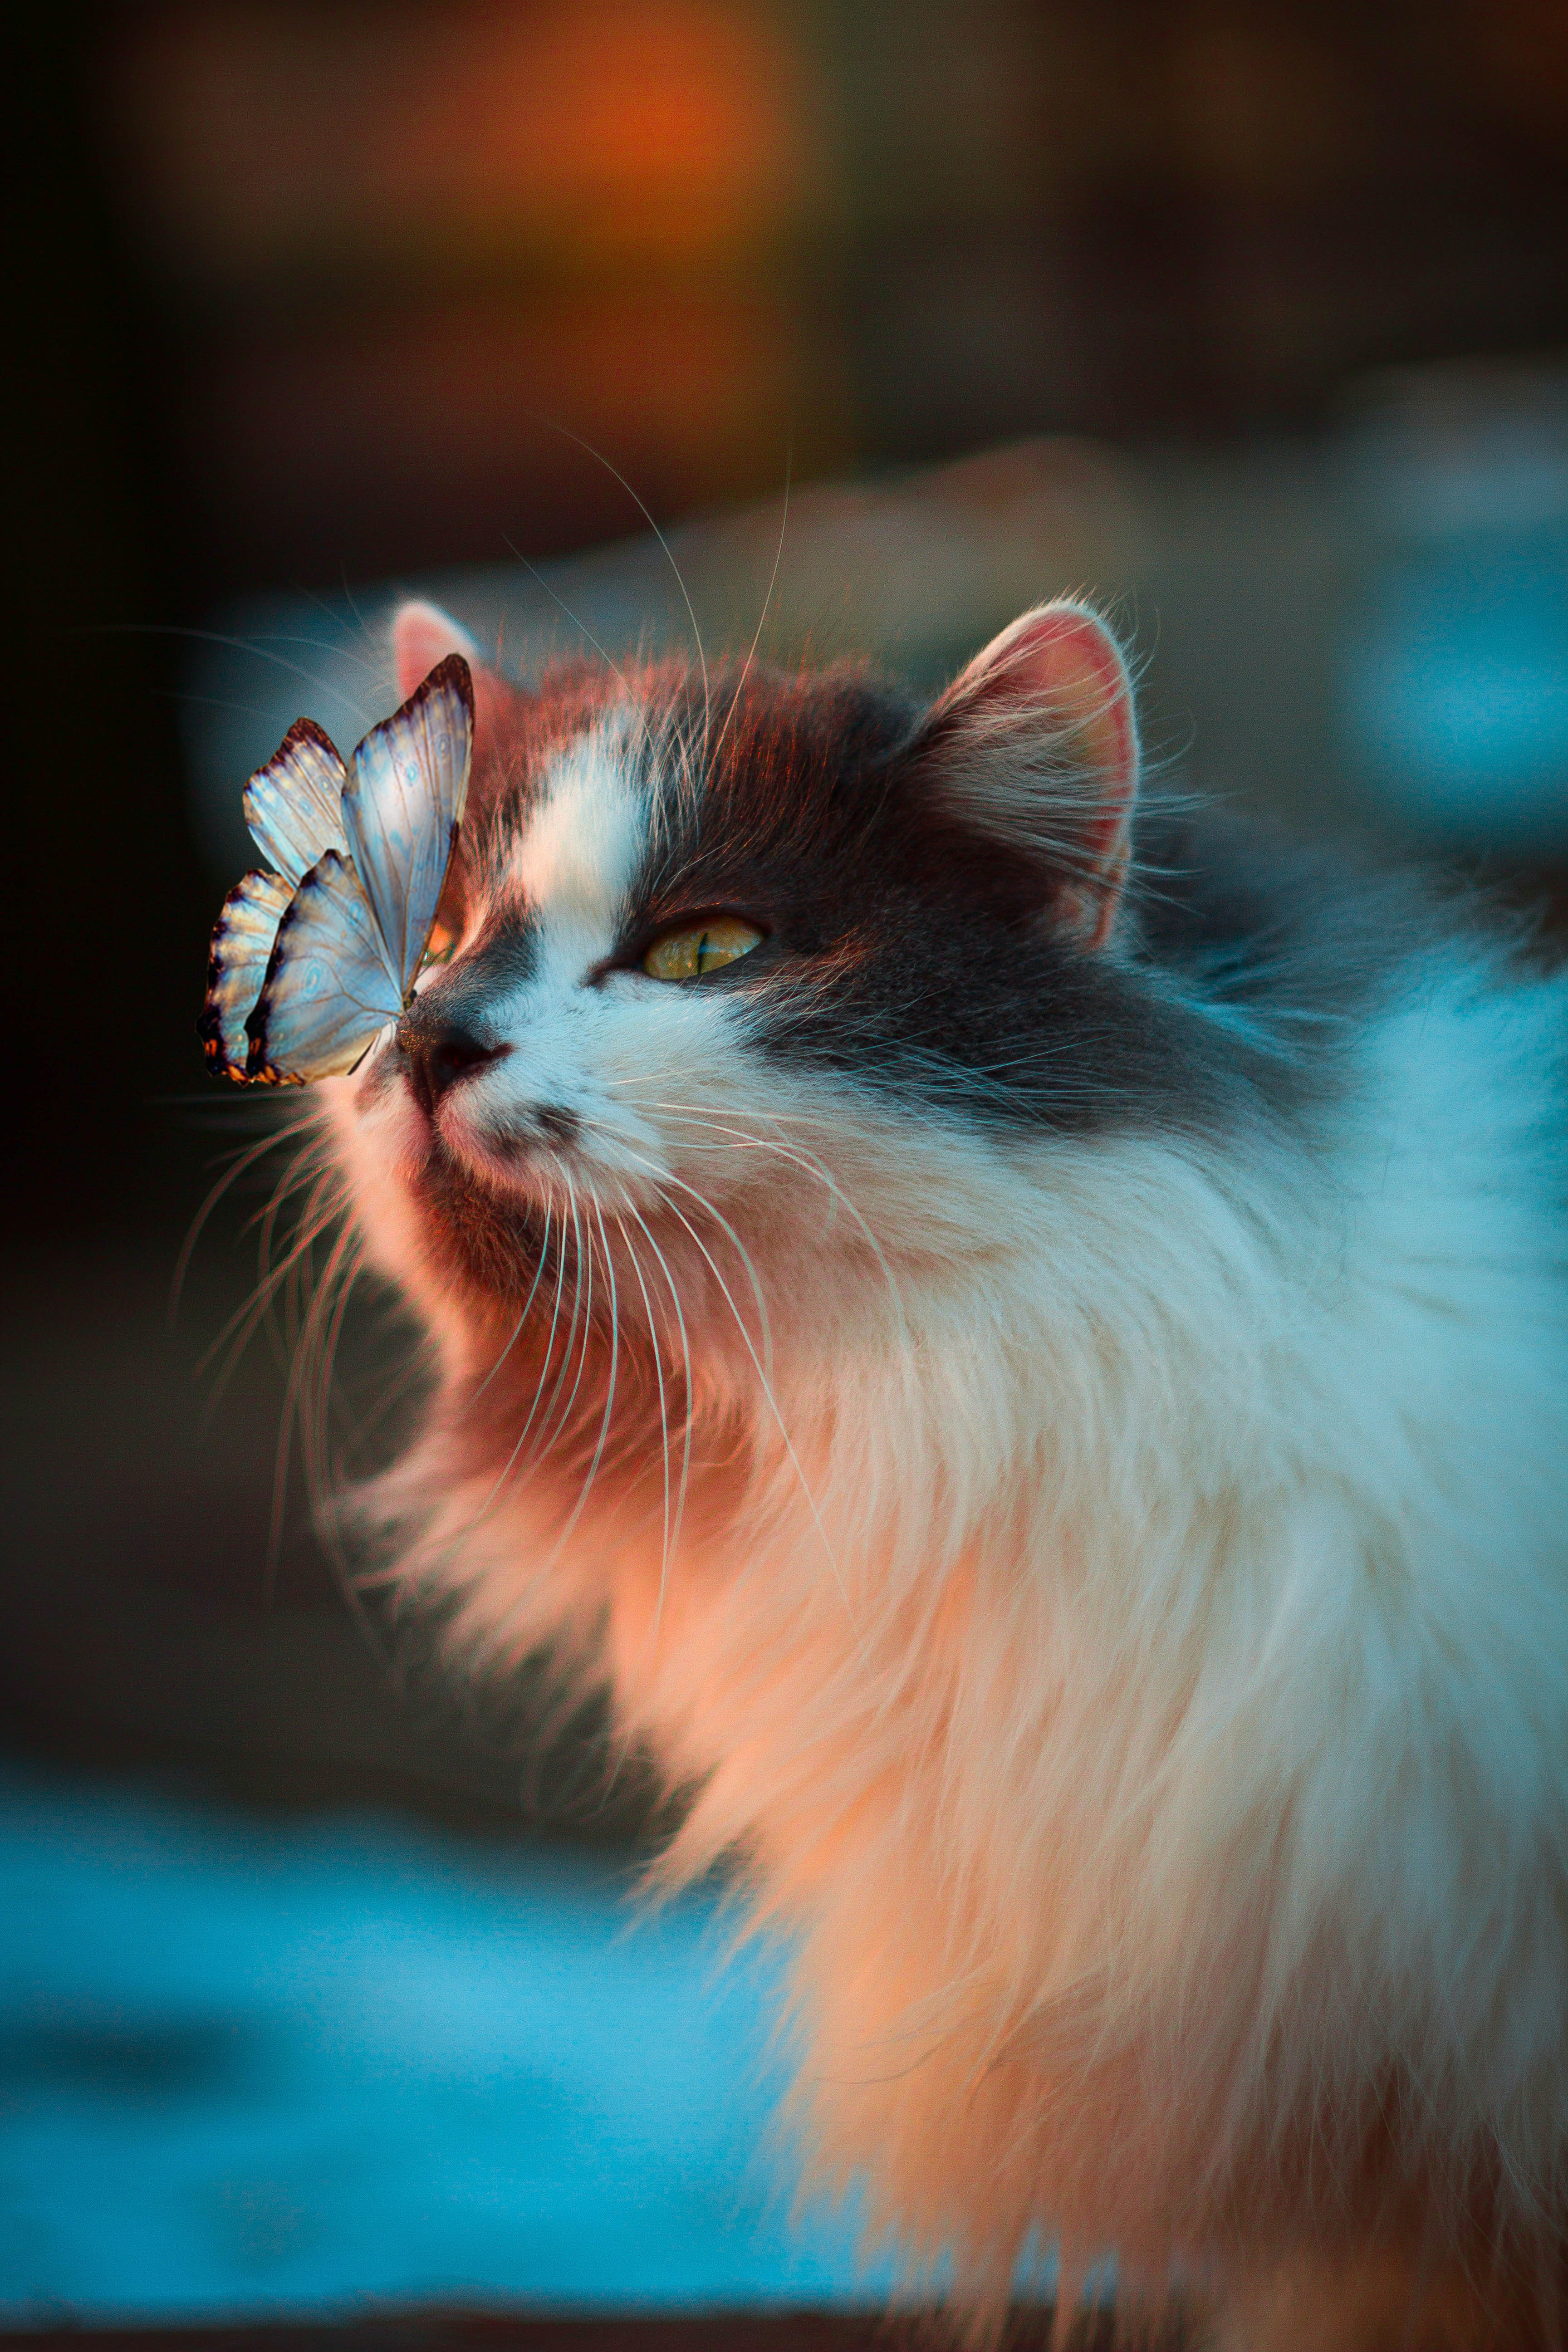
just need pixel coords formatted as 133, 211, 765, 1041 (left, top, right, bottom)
392, 600, 481, 700
917, 600, 1138, 948
392, 599, 516, 760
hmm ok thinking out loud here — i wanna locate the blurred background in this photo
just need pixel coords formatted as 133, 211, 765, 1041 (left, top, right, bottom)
7, 0, 1568, 2330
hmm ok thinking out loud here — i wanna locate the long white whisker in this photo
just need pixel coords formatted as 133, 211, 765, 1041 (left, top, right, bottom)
549, 1197, 621, 1559
634, 1104, 916, 1375
467, 1198, 564, 1523
465, 1210, 556, 1411
524, 417, 711, 767
635, 1161, 775, 1392
197, 1167, 341, 1415
543, 1176, 596, 1456
613, 1209, 673, 1624
170, 1111, 321, 1328
622, 1150, 851, 1623
106, 622, 379, 725
267, 1213, 358, 1594
623, 1200, 696, 1627
705, 455, 791, 783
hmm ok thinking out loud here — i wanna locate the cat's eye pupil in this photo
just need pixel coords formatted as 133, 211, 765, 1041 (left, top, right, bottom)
642, 915, 763, 982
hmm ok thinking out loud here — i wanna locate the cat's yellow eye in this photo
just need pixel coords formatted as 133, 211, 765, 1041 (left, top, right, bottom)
642, 915, 764, 982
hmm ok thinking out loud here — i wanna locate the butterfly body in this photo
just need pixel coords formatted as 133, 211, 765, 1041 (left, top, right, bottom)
201, 657, 473, 1085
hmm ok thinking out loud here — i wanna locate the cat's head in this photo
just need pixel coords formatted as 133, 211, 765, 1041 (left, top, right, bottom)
330, 594, 1165, 1384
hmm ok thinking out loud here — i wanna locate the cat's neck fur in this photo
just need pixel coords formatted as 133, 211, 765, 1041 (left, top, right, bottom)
327, 600, 1568, 2339
348, 935, 1568, 2305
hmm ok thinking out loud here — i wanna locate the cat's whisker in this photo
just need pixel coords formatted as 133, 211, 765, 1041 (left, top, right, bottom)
518, 414, 711, 777
112, 621, 381, 727
265, 1212, 360, 1596
629, 1100, 911, 1314
538, 1176, 596, 1465
608, 1210, 672, 1613
622, 1152, 853, 1626
622, 1199, 697, 1633
195, 1170, 342, 1413
293, 1226, 369, 1568
703, 456, 791, 786
460, 1196, 570, 1536
170, 1110, 322, 1329
547, 1196, 622, 1563
635, 1161, 776, 1393
463, 1212, 556, 1415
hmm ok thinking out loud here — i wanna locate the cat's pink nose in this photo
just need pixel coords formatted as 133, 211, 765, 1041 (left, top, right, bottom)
396, 1010, 508, 1118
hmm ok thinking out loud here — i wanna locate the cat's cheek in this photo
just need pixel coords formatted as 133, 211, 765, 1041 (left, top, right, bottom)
319, 1072, 428, 1286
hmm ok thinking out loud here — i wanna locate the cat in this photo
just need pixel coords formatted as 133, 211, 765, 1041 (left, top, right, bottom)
319, 592, 1568, 2347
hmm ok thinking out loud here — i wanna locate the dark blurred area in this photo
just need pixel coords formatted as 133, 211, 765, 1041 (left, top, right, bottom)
4, 2, 1567, 2318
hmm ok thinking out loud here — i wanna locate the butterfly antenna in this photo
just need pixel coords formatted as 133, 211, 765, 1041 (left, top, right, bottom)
96, 622, 379, 726
500, 536, 638, 708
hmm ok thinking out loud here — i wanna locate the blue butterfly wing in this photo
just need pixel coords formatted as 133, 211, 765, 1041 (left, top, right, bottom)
245, 850, 404, 1083
200, 869, 293, 1079
243, 717, 350, 889
341, 657, 473, 997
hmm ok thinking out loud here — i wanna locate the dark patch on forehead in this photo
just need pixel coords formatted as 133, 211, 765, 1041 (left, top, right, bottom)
451, 657, 1416, 1143
619, 668, 1259, 1137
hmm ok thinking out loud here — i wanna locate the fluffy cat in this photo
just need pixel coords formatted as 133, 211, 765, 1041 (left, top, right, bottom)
322, 593, 1568, 2347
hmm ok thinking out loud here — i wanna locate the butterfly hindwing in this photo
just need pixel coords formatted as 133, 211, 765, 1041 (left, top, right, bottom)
200, 869, 294, 1079
341, 655, 473, 997
243, 717, 350, 888
202, 657, 475, 1085
245, 849, 404, 1083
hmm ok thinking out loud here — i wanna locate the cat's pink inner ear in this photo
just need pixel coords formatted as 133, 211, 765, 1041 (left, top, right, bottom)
392, 601, 481, 701
939, 601, 1139, 948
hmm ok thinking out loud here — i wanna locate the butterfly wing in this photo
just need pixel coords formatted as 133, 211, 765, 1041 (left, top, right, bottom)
341, 655, 473, 998
199, 868, 294, 1079
243, 717, 350, 889
245, 849, 405, 1083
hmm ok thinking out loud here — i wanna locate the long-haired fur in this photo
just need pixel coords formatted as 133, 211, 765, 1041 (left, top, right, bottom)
314, 599, 1568, 2346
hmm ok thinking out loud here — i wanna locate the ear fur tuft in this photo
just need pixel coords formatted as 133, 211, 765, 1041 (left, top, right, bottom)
920, 600, 1139, 947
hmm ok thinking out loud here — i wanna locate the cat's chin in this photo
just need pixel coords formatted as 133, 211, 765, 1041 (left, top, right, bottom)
406, 1138, 555, 1308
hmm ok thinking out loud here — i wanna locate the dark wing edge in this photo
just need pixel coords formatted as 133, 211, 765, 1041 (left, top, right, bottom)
243, 716, 350, 890
199, 868, 293, 1082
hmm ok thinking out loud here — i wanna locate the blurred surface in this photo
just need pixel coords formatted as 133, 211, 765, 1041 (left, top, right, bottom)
0, 1768, 883, 2321
7, 0, 1567, 2328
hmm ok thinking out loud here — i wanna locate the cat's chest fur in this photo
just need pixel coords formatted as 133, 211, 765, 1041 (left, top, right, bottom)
328, 596, 1568, 2343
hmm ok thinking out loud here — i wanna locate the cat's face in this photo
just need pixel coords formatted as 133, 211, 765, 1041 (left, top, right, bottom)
330, 601, 1147, 1372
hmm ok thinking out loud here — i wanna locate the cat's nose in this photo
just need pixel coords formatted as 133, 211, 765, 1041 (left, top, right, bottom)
396, 1008, 508, 1117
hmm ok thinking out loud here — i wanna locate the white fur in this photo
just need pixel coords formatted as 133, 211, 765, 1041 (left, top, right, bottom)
326, 677, 1568, 2344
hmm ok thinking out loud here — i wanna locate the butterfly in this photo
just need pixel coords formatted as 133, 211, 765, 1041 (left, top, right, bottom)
201, 656, 473, 1084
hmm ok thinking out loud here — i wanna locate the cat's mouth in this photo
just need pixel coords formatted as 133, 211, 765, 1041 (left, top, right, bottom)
420, 1095, 587, 1182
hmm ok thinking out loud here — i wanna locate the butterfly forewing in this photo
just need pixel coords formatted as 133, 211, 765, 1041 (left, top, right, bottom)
200, 869, 293, 1078
341, 656, 473, 998
244, 717, 350, 888
246, 849, 404, 1083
